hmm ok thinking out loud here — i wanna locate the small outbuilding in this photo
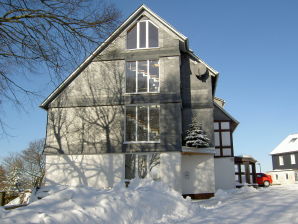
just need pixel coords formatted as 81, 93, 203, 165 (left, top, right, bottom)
234, 155, 257, 187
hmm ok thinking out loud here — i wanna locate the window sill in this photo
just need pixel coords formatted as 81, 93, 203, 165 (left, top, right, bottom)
124, 92, 160, 95
123, 141, 160, 144
126, 47, 160, 51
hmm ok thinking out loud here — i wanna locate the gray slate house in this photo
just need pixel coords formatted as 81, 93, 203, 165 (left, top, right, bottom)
40, 5, 238, 198
269, 134, 298, 184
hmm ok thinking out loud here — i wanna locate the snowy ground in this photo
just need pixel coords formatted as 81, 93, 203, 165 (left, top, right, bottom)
1, 180, 298, 224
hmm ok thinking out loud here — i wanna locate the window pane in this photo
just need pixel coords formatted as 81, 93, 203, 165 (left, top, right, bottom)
291, 154, 296, 164
137, 61, 148, 92
214, 122, 219, 130
235, 175, 239, 183
215, 148, 221, 156
127, 24, 137, 49
221, 122, 230, 129
241, 164, 245, 173
139, 22, 146, 48
221, 132, 231, 146
149, 60, 159, 92
126, 62, 136, 93
137, 106, 148, 141
149, 105, 160, 141
279, 156, 284, 165
148, 22, 158, 47
249, 164, 253, 173
126, 107, 136, 141
214, 132, 220, 147
138, 155, 147, 178
223, 148, 231, 156
241, 175, 246, 184
235, 164, 239, 172
249, 175, 253, 184
125, 154, 136, 179
149, 153, 160, 180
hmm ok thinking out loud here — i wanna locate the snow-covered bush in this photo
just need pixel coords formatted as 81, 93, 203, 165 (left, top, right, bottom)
185, 120, 210, 148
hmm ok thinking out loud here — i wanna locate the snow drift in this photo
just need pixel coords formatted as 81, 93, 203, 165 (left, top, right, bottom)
2, 181, 298, 224
0, 179, 194, 224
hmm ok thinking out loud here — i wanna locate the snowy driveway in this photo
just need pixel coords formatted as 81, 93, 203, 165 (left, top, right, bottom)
184, 185, 298, 224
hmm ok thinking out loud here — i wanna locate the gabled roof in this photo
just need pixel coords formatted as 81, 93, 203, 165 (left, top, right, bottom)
40, 4, 218, 109
270, 134, 298, 155
214, 101, 239, 131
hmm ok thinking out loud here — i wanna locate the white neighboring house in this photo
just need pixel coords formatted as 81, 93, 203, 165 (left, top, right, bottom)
40, 5, 239, 199
268, 134, 298, 184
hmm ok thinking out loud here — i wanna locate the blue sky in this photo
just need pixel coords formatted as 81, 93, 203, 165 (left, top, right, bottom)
1, 0, 298, 172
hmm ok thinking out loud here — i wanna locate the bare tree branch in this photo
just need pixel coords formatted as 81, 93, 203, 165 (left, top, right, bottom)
0, 0, 121, 136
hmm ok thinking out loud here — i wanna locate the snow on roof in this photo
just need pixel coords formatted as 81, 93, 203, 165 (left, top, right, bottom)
237, 154, 254, 158
270, 134, 298, 155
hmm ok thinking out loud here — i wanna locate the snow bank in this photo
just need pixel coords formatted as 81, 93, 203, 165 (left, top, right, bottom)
1, 178, 195, 224
3, 182, 297, 224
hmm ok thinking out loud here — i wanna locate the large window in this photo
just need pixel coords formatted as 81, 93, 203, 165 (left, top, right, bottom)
125, 153, 160, 180
126, 60, 159, 93
214, 121, 233, 157
127, 20, 158, 49
125, 105, 160, 142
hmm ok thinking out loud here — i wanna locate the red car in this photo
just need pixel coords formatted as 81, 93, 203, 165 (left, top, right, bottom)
256, 173, 272, 187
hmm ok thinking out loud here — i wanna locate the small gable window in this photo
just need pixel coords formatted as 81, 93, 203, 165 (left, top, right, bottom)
279, 156, 284, 166
127, 20, 158, 49
289, 137, 297, 143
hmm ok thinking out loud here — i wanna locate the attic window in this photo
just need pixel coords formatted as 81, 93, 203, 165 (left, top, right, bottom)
127, 20, 158, 49
289, 138, 297, 143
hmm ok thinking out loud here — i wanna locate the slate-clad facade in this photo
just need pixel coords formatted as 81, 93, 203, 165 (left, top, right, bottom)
41, 5, 238, 196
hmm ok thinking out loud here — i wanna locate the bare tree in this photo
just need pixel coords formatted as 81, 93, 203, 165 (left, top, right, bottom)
20, 139, 45, 188
0, 165, 7, 190
1, 139, 45, 190
0, 0, 121, 135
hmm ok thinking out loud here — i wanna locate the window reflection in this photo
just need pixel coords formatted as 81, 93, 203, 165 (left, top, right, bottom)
126, 60, 159, 93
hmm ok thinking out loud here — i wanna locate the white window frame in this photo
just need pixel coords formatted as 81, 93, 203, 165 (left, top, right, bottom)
124, 105, 160, 143
279, 155, 284, 166
125, 60, 160, 94
214, 121, 233, 157
291, 154, 296, 165
127, 20, 159, 50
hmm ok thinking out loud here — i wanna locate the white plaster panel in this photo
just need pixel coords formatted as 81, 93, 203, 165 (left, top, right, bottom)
268, 170, 297, 185
45, 154, 124, 189
181, 154, 215, 194
214, 157, 236, 190
160, 152, 182, 192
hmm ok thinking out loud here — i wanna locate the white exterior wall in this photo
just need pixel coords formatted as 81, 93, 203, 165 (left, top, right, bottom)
268, 170, 298, 185
45, 154, 124, 189
214, 157, 235, 190
160, 152, 182, 192
181, 154, 215, 194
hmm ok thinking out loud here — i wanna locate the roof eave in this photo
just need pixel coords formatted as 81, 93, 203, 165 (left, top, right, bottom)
214, 101, 239, 130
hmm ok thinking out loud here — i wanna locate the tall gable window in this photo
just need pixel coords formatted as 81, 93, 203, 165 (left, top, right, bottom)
125, 105, 160, 142
126, 60, 159, 93
127, 20, 158, 49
